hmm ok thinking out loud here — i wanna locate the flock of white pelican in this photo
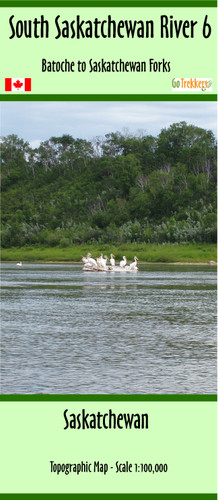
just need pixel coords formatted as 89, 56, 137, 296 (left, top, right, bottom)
82, 253, 139, 272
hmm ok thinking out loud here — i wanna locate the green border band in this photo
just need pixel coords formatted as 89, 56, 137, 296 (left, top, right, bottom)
0, 495, 217, 499
0, 395, 216, 401
0, 1, 216, 6
0, 95, 217, 102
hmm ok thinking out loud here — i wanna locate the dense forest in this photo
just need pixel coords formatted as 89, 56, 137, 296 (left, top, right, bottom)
1, 121, 217, 248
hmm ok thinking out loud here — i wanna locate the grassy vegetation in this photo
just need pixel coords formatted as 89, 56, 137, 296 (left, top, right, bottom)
1, 244, 217, 263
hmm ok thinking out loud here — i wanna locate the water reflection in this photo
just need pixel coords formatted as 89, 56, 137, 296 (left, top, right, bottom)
0, 263, 217, 394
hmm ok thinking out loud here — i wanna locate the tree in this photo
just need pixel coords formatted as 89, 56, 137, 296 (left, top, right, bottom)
1, 134, 30, 186
156, 121, 217, 179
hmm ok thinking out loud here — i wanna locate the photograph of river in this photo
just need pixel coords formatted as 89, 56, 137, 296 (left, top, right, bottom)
1, 101, 217, 394
1, 262, 216, 394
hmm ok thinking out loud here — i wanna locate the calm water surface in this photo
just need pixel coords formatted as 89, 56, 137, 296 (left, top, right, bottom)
1, 263, 217, 394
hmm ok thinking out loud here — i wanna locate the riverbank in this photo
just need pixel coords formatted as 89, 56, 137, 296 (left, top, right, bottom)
1, 244, 217, 264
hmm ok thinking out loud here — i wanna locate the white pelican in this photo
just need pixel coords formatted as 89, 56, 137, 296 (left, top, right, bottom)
120, 256, 127, 268
82, 255, 93, 268
16, 262, 22, 266
82, 255, 89, 264
87, 253, 98, 268
129, 256, 138, 270
101, 255, 108, 268
110, 254, 116, 266
97, 253, 104, 267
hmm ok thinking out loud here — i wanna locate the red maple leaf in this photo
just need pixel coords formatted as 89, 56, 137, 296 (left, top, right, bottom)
13, 80, 23, 89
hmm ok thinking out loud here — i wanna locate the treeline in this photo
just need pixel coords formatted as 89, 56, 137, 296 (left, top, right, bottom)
1, 121, 217, 247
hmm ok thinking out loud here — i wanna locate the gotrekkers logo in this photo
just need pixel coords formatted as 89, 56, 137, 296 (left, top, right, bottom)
172, 78, 212, 92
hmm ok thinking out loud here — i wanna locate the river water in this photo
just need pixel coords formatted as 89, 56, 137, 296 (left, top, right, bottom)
1, 263, 217, 394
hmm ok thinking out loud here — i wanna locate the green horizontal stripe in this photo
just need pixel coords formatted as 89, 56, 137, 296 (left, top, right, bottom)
0, 94, 217, 102
0, 494, 217, 499
0, 1, 216, 6
0, 394, 217, 401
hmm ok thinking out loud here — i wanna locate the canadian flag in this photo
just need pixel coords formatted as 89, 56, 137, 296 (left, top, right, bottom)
5, 78, 31, 91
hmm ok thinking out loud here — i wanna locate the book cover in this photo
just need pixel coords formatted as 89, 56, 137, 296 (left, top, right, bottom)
0, 1, 217, 498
